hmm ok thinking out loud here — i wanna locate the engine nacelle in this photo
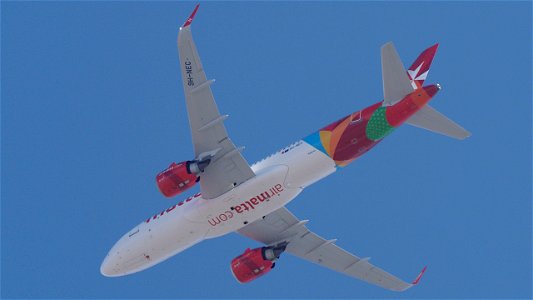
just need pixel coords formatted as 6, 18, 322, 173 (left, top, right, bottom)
156, 161, 198, 198
156, 158, 211, 198
230, 243, 287, 283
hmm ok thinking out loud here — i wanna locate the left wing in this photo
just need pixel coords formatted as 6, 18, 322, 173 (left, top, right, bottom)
177, 5, 255, 199
238, 207, 426, 291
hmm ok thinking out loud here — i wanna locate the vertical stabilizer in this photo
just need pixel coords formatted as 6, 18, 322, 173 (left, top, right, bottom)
381, 42, 414, 106
407, 44, 439, 89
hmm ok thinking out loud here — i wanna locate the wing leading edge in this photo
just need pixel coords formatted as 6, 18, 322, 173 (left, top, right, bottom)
177, 5, 255, 199
238, 207, 426, 291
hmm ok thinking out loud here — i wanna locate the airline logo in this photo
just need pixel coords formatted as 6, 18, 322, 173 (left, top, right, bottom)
408, 62, 428, 89
233, 184, 284, 213
208, 184, 284, 227
407, 43, 438, 89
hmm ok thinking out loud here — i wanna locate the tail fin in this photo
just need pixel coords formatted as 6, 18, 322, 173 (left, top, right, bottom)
381, 42, 414, 106
406, 104, 471, 140
381, 42, 470, 139
407, 44, 439, 89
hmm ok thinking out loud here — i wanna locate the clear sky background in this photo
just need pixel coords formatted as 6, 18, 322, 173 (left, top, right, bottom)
2, 1, 531, 299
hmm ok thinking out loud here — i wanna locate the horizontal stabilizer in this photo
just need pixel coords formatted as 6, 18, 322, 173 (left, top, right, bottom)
407, 105, 471, 140
381, 42, 414, 106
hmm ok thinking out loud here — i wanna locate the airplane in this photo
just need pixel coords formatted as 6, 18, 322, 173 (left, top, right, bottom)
100, 4, 470, 291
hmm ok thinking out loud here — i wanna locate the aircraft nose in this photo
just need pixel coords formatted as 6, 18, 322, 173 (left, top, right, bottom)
100, 253, 120, 277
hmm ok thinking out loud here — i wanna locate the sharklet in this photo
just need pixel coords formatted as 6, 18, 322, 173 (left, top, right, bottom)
306, 239, 337, 255
198, 114, 229, 132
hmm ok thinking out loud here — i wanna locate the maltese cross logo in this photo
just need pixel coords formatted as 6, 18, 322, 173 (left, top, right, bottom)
408, 62, 429, 89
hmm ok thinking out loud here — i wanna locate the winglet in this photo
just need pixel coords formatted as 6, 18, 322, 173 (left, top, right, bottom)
182, 4, 200, 28
411, 266, 427, 285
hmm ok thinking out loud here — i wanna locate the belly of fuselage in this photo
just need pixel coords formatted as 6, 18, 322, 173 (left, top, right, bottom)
101, 164, 304, 276
185, 164, 302, 238
102, 139, 339, 276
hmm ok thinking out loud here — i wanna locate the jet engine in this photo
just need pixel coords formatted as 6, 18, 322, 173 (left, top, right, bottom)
156, 159, 210, 197
230, 242, 287, 283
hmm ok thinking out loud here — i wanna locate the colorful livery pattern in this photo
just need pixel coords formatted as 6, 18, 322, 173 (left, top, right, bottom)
407, 43, 439, 89
102, 6, 471, 291
304, 85, 440, 167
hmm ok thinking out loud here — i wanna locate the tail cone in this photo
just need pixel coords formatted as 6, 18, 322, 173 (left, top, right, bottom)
423, 84, 440, 98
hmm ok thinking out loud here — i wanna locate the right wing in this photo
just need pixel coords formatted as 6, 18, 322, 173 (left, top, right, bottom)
177, 5, 255, 199
238, 207, 426, 291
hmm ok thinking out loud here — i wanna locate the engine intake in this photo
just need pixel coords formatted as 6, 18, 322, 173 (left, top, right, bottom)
230, 242, 287, 283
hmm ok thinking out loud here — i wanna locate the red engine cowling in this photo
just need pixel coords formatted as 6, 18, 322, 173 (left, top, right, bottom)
156, 161, 198, 198
230, 243, 287, 283
230, 248, 274, 284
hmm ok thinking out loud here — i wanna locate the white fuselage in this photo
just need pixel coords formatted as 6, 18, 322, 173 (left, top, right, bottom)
100, 141, 336, 276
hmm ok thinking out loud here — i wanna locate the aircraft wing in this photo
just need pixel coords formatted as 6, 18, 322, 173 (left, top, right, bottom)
238, 207, 426, 291
177, 5, 255, 199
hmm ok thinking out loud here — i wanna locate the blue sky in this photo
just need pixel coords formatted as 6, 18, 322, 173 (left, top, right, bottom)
2, 1, 531, 299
